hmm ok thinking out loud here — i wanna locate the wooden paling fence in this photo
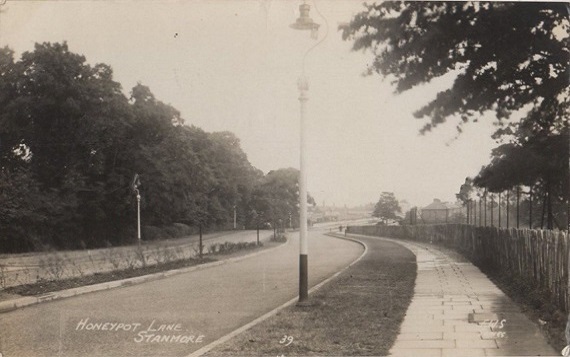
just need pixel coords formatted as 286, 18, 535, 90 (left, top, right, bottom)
347, 224, 570, 312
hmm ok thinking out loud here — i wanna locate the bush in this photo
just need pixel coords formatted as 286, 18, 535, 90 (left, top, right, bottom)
207, 241, 261, 255
167, 223, 194, 237
141, 226, 165, 241
271, 233, 287, 243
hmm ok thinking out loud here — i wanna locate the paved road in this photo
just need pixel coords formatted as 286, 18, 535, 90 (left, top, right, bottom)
0, 230, 273, 288
0, 229, 363, 357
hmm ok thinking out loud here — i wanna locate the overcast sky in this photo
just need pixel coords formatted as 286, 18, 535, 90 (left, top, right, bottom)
0, 0, 504, 208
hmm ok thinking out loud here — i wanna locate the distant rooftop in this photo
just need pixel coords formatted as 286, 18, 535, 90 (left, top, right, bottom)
423, 198, 461, 210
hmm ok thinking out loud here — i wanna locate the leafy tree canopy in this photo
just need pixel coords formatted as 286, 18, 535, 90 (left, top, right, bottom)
344, 2, 569, 230
342, 2, 569, 135
0, 42, 307, 251
456, 177, 475, 204
373, 191, 402, 221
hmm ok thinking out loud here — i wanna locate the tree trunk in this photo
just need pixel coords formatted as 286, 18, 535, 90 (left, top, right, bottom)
541, 189, 547, 229
516, 186, 520, 228
490, 194, 494, 227
547, 183, 553, 230
506, 190, 510, 228
479, 199, 482, 226
529, 186, 533, 229
498, 193, 501, 227
484, 191, 487, 227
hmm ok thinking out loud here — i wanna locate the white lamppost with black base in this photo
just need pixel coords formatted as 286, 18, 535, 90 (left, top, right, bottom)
289, 2, 326, 304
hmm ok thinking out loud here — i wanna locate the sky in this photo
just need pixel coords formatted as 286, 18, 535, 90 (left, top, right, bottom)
0, 0, 502, 208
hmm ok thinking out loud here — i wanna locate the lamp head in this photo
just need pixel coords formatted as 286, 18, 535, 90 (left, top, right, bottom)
290, 3, 320, 32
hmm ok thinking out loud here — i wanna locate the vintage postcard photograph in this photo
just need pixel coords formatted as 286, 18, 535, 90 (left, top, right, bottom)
0, 1, 568, 356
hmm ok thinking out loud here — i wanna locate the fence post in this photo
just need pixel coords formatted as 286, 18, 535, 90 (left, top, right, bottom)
516, 186, 520, 228
491, 194, 494, 227
529, 185, 533, 229
498, 192, 501, 228
506, 190, 510, 228
479, 199, 482, 227
484, 192, 487, 227
472, 200, 477, 226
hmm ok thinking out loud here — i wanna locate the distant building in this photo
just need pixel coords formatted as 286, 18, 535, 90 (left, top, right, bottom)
420, 199, 463, 223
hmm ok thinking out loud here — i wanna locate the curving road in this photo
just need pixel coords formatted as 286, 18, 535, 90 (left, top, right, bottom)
0, 228, 363, 357
0, 230, 274, 288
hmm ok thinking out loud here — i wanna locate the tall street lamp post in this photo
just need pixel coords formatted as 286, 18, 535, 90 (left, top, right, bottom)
290, 2, 323, 304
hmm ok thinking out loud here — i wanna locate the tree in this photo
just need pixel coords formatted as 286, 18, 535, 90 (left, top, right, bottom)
0, 41, 350, 251
0, 42, 271, 250
473, 128, 568, 229
247, 168, 316, 230
342, 2, 568, 135
456, 177, 475, 205
373, 192, 402, 223
343, 2, 569, 230
251, 168, 300, 229
0, 42, 134, 248
205, 131, 263, 227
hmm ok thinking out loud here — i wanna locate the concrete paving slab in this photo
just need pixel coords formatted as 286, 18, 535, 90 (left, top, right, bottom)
346, 234, 559, 357
443, 332, 483, 340
468, 312, 499, 322
405, 312, 446, 319
453, 324, 492, 332
390, 348, 442, 357
455, 338, 499, 348
398, 332, 444, 341
401, 318, 443, 326
392, 339, 456, 349
400, 325, 455, 333
443, 310, 472, 317
441, 348, 486, 357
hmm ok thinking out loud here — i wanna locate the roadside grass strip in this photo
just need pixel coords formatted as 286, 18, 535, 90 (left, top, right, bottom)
0, 240, 287, 313
206, 235, 417, 356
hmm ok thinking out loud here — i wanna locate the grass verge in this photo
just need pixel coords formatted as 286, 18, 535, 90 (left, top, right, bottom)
206, 236, 417, 356
4, 257, 215, 296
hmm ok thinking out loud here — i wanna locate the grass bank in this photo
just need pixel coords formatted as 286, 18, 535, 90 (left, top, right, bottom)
207, 235, 417, 356
1, 240, 271, 298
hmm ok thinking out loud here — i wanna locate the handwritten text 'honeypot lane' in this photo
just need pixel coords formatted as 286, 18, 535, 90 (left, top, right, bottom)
75, 318, 205, 344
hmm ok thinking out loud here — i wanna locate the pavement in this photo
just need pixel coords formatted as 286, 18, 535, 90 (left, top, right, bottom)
346, 233, 560, 357
0, 230, 363, 357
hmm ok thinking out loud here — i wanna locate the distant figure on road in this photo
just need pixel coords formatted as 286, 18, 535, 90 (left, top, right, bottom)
339, 225, 343, 232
